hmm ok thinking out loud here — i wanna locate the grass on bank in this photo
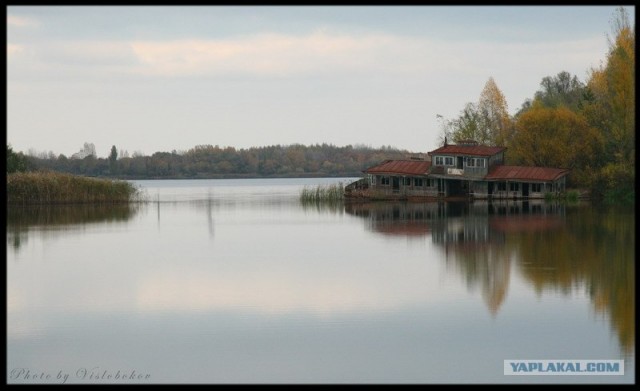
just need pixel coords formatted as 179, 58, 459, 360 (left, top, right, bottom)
300, 182, 344, 204
7, 171, 140, 205
544, 190, 581, 203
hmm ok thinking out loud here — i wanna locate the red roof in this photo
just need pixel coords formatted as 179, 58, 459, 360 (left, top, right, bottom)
485, 165, 569, 181
429, 145, 505, 157
365, 159, 431, 176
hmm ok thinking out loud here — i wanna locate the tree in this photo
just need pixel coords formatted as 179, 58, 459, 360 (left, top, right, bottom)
510, 102, 604, 186
477, 77, 512, 147
436, 77, 513, 147
7, 145, 31, 173
587, 7, 634, 157
109, 145, 118, 174
83, 142, 96, 157
533, 71, 587, 111
109, 145, 118, 161
582, 6, 635, 200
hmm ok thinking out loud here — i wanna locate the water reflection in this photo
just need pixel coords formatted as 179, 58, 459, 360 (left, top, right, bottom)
433, 202, 565, 317
6, 203, 140, 251
6, 180, 634, 383
516, 205, 635, 356
344, 202, 439, 237
344, 200, 634, 355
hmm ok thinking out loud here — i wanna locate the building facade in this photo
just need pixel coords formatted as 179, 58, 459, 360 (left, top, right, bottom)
345, 141, 569, 200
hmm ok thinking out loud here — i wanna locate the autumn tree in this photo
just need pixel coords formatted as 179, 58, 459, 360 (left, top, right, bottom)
510, 101, 604, 186
477, 77, 513, 147
437, 77, 512, 147
582, 6, 635, 201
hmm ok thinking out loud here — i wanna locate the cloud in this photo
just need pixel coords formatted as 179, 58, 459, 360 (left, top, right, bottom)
7, 27, 606, 83
128, 31, 434, 77
7, 15, 38, 28
53, 41, 139, 66
126, 32, 606, 80
10, 30, 431, 78
7, 44, 24, 57
8, 40, 140, 78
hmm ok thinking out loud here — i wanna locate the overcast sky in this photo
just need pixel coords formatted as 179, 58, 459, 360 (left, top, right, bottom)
7, 5, 634, 158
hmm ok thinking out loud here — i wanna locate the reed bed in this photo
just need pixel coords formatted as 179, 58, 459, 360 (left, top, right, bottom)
544, 189, 580, 203
7, 171, 141, 205
299, 182, 344, 204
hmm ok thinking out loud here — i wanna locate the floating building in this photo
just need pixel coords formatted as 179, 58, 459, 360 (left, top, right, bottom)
345, 140, 569, 200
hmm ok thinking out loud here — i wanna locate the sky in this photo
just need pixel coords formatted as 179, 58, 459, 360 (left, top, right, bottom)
6, 5, 635, 158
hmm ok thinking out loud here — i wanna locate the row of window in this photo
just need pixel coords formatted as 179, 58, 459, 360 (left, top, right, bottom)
374, 175, 552, 193
496, 183, 546, 192
433, 155, 486, 168
374, 176, 435, 187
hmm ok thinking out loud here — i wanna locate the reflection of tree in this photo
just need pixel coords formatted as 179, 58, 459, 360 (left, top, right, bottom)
444, 239, 513, 317
433, 209, 514, 317
516, 206, 635, 355
7, 204, 139, 251
344, 201, 634, 354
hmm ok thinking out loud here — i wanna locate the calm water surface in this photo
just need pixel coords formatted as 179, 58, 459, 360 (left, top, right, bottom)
6, 178, 635, 384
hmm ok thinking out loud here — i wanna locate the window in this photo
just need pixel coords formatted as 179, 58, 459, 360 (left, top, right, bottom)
435, 156, 455, 166
425, 179, 431, 187
404, 177, 411, 186
380, 176, 390, 185
532, 183, 542, 192
414, 178, 423, 187
497, 182, 506, 191
509, 182, 519, 191
466, 158, 485, 167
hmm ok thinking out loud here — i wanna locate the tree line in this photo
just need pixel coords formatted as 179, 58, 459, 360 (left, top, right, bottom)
19, 143, 415, 179
438, 7, 634, 203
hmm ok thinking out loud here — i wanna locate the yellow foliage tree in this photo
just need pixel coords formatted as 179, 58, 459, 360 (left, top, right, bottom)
510, 102, 604, 186
478, 77, 513, 147
586, 7, 634, 160
582, 6, 635, 199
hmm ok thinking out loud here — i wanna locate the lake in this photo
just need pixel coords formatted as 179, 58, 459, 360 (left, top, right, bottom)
6, 178, 635, 384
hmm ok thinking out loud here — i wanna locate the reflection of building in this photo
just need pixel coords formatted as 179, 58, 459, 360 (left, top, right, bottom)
345, 202, 445, 237
345, 200, 565, 316
345, 141, 569, 200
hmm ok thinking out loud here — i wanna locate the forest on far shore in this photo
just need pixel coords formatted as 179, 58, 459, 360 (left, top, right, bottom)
9, 143, 418, 180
